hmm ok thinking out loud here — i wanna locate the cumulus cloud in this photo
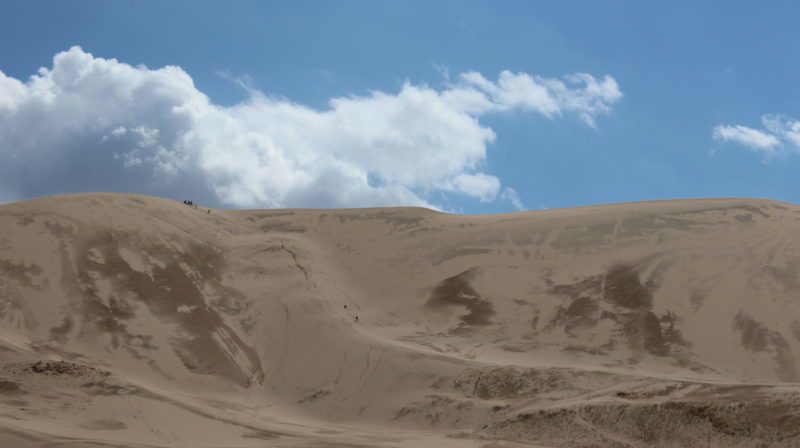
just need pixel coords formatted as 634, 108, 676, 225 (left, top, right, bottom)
713, 115, 800, 157
0, 47, 622, 209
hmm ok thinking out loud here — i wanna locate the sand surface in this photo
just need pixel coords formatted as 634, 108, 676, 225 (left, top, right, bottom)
1, 193, 800, 447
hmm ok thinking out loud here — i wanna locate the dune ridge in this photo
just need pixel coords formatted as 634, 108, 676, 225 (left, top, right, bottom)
1, 193, 800, 447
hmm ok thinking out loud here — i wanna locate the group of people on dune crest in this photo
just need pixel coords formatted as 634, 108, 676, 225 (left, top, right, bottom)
183, 199, 210, 214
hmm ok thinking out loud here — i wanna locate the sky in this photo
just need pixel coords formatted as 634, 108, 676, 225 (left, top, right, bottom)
0, 1, 798, 213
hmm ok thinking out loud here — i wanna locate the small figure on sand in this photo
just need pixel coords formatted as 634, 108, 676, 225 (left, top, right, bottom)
344, 305, 347, 309
354, 315, 359, 323
207, 209, 210, 214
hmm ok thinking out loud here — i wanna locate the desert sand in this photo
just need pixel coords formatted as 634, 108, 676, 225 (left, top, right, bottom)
1, 193, 800, 447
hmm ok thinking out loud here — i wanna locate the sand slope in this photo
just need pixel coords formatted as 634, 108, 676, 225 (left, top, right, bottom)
1, 193, 800, 447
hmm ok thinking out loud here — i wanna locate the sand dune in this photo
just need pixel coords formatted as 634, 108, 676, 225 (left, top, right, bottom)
1, 193, 800, 447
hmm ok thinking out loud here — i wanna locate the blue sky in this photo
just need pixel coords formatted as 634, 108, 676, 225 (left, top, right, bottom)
0, 1, 797, 212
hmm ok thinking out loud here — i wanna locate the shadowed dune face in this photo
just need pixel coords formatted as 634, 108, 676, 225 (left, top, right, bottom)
2, 194, 800, 447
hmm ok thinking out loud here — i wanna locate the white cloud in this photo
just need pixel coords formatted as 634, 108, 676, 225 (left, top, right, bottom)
500, 187, 526, 211
762, 115, 800, 149
0, 47, 622, 209
713, 115, 800, 157
712, 124, 780, 152
446, 70, 622, 127
445, 173, 501, 202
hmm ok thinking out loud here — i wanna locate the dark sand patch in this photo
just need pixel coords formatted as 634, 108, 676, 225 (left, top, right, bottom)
49, 317, 74, 343
242, 429, 282, 440
51, 233, 263, 387
547, 264, 689, 358
80, 419, 127, 430
563, 296, 599, 336
0, 380, 23, 395
260, 221, 307, 233
734, 311, 774, 352
764, 259, 800, 295
433, 248, 491, 266
299, 389, 330, 404
733, 312, 798, 381
425, 268, 495, 327
0, 258, 44, 289
603, 265, 655, 310
81, 381, 139, 396
791, 320, 800, 342
24, 360, 110, 378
